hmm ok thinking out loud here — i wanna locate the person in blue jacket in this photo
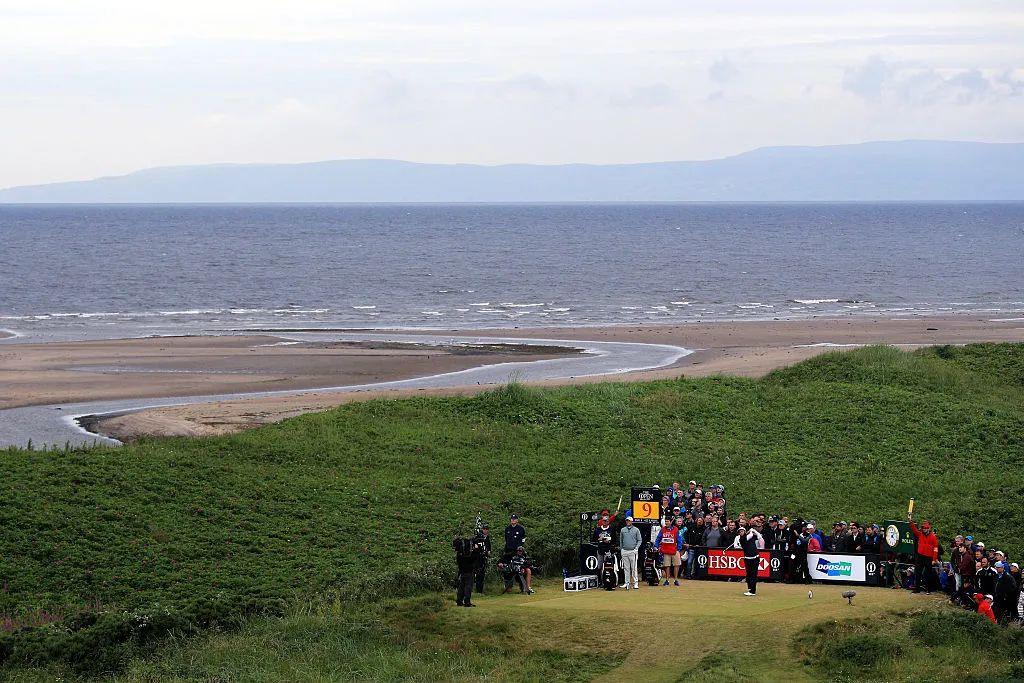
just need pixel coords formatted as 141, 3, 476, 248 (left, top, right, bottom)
809, 522, 825, 552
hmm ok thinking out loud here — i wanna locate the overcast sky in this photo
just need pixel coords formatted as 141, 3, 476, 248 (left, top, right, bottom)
2, 0, 1022, 187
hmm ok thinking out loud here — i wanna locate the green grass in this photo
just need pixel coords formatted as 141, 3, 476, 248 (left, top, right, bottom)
0, 342, 1022, 678
10, 581, 1008, 683
794, 603, 1024, 682
0, 581, 924, 682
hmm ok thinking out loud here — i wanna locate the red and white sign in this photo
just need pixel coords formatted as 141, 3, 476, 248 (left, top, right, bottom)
700, 549, 772, 578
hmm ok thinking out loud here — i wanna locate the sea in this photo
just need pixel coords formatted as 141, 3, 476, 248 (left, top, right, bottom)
1, 202, 1023, 341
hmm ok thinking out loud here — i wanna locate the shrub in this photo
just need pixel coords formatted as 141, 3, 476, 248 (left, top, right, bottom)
822, 633, 902, 670
909, 609, 1001, 647
765, 345, 974, 394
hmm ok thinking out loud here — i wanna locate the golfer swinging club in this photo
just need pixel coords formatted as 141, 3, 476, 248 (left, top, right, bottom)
735, 518, 765, 596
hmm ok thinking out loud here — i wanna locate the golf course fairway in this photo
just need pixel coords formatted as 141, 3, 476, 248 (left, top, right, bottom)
86, 581, 948, 683
468, 581, 921, 682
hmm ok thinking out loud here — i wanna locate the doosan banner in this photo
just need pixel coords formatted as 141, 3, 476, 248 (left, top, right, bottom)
807, 553, 881, 584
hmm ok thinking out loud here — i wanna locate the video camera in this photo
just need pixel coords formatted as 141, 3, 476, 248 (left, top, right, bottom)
499, 548, 538, 575
453, 536, 487, 557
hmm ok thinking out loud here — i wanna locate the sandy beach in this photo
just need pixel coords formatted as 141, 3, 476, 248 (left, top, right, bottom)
27, 315, 1012, 442
0, 335, 576, 412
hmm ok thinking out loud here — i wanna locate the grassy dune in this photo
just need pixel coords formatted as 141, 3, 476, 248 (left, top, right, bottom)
9, 583, 1024, 682
1, 343, 1022, 679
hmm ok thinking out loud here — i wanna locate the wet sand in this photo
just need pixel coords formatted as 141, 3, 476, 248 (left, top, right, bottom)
0, 335, 575, 411
82, 316, 1024, 441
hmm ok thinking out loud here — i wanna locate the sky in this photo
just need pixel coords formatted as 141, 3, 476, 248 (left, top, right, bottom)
2, 0, 1023, 187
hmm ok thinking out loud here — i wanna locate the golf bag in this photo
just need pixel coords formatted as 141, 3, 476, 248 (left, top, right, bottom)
641, 542, 661, 586
601, 551, 619, 591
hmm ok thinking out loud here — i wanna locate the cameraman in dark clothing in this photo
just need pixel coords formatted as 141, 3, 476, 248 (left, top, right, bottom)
454, 537, 483, 607
474, 524, 492, 594
499, 546, 536, 594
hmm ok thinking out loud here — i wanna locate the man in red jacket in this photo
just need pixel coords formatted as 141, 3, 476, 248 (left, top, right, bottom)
975, 593, 997, 623
909, 513, 939, 594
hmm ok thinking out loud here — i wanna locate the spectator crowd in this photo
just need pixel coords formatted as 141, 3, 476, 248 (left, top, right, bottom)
596, 480, 1024, 624
456, 479, 1024, 627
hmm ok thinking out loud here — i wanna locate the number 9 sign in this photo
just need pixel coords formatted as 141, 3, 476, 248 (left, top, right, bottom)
631, 500, 660, 521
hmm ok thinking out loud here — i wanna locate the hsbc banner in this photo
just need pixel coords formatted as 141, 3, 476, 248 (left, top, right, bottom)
693, 548, 784, 582
807, 553, 881, 585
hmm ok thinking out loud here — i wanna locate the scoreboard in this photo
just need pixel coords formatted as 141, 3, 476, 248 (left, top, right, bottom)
630, 486, 661, 522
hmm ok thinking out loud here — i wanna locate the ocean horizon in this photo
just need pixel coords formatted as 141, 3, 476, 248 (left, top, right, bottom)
3, 202, 1023, 341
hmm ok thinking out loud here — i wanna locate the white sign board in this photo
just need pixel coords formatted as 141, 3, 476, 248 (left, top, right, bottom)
807, 553, 867, 582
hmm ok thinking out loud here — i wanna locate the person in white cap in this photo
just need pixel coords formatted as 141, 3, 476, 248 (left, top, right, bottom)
619, 516, 642, 590
682, 480, 698, 509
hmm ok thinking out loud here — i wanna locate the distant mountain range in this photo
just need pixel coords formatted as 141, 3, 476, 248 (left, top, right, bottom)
2, 140, 1022, 203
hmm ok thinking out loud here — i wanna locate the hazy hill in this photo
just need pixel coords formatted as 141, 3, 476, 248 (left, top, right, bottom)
1, 140, 1021, 203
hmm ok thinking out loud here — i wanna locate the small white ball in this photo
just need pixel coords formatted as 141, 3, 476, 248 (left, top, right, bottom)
808, 590, 813, 599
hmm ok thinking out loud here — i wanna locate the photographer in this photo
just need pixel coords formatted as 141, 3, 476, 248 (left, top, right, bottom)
453, 536, 483, 607
499, 546, 536, 595
473, 523, 492, 594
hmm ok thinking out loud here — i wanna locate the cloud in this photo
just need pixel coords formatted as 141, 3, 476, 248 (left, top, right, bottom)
841, 54, 892, 100
361, 71, 412, 109
708, 57, 739, 83
495, 73, 575, 101
998, 69, 1024, 97
610, 83, 675, 108
271, 97, 315, 116
843, 55, 1021, 106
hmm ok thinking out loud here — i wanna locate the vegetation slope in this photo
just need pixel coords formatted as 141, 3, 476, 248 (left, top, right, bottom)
1, 343, 1022, 679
